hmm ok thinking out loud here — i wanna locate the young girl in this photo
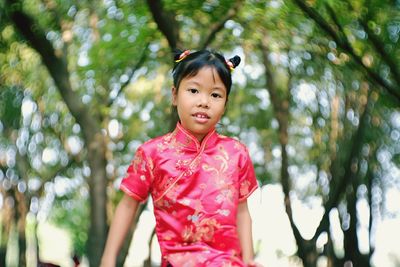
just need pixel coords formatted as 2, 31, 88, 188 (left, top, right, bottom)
101, 50, 262, 267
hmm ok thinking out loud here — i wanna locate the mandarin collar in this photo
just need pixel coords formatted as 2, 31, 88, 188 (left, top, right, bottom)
173, 123, 218, 152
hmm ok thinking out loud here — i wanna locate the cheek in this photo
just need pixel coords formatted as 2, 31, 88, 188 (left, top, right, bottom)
217, 103, 226, 116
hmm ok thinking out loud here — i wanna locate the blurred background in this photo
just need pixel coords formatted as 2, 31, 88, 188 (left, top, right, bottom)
1, 0, 400, 266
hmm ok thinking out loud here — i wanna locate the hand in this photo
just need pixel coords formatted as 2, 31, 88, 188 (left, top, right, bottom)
247, 260, 264, 267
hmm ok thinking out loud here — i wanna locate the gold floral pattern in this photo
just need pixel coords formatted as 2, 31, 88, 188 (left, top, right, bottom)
119, 123, 258, 266
182, 217, 220, 243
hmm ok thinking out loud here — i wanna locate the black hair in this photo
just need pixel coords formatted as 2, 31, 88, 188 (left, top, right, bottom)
169, 49, 241, 130
172, 49, 241, 96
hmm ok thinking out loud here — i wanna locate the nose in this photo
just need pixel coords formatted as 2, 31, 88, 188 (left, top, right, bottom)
197, 93, 209, 108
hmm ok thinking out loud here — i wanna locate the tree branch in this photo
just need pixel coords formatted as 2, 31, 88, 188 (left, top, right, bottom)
292, 0, 400, 104
348, 0, 400, 86
259, 35, 316, 262
314, 90, 371, 239
146, 0, 180, 51
200, 0, 244, 49
359, 18, 400, 85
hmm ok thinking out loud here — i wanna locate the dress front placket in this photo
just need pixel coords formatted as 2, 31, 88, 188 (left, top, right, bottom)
153, 126, 215, 204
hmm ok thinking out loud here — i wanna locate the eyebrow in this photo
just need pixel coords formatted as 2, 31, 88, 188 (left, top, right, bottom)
185, 81, 225, 90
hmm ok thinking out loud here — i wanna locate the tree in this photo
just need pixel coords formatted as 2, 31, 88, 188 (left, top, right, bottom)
1, 1, 398, 266
2, 0, 151, 265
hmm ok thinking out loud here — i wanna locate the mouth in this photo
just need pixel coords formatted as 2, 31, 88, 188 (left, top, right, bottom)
192, 112, 210, 119
192, 112, 210, 124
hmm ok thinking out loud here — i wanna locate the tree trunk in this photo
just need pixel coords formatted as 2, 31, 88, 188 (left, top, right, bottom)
86, 132, 108, 267
5, 3, 109, 266
259, 33, 319, 267
0, 190, 12, 267
344, 184, 359, 265
15, 190, 28, 267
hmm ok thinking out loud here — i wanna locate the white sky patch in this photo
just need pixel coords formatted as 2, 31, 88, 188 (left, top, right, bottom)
272, 146, 281, 159
254, 89, 270, 110
42, 147, 58, 165
108, 119, 120, 139
316, 232, 328, 250
391, 111, 400, 128
357, 198, 371, 253
232, 66, 247, 86
37, 222, 72, 265
28, 177, 42, 192
54, 176, 71, 196
386, 188, 400, 214
295, 82, 317, 105
293, 168, 317, 192
329, 209, 345, 255
243, 64, 264, 80
373, 218, 400, 266
21, 98, 37, 118
292, 195, 324, 240
66, 136, 83, 155
78, 51, 90, 67
269, 0, 283, 9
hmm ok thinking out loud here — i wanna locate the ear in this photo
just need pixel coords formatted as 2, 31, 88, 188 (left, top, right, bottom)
171, 87, 178, 106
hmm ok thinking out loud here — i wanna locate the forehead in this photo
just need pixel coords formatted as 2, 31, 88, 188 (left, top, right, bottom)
181, 67, 224, 85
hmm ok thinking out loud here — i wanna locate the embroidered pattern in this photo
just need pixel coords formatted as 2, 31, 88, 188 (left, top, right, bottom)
182, 217, 220, 243
119, 124, 258, 266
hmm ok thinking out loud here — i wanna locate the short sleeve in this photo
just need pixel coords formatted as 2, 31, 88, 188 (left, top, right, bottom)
120, 146, 153, 202
238, 146, 258, 202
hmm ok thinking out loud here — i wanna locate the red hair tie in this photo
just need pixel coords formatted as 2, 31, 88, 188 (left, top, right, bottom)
175, 50, 190, 62
226, 60, 235, 72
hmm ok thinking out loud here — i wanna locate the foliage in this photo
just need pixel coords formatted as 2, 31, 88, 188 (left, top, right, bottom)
49, 188, 90, 257
1, 0, 399, 266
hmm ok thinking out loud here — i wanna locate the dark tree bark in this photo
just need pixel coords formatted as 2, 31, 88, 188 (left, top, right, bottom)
200, 0, 244, 49
0, 188, 12, 267
15, 190, 28, 267
146, 0, 244, 52
259, 25, 375, 266
260, 34, 318, 267
146, 0, 181, 50
5, 1, 108, 266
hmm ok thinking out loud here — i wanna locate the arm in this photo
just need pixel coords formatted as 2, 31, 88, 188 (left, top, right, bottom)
100, 194, 140, 267
237, 200, 254, 264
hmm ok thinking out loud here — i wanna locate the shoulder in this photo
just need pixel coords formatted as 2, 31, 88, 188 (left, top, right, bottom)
137, 132, 173, 155
217, 133, 249, 152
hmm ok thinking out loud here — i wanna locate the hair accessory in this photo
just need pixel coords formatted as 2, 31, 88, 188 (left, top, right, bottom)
175, 50, 191, 63
226, 55, 241, 72
226, 60, 235, 71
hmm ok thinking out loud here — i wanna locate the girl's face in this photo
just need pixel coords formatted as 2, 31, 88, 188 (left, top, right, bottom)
172, 67, 227, 142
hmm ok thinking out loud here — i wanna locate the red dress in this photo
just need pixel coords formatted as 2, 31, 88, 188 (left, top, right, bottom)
120, 123, 258, 267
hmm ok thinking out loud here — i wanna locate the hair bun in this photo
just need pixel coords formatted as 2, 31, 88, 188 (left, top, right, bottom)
229, 56, 241, 68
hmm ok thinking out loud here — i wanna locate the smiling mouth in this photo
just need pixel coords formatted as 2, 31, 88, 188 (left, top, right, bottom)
192, 113, 210, 119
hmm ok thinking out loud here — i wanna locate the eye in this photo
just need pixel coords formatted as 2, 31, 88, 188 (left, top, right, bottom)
211, 92, 223, 98
188, 88, 198, 94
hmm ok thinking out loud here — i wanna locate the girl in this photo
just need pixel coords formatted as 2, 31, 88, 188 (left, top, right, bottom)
101, 50, 262, 267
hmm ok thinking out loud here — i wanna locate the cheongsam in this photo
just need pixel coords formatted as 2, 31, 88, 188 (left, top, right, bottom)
120, 123, 258, 267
